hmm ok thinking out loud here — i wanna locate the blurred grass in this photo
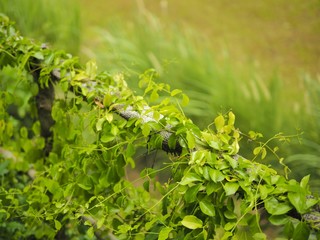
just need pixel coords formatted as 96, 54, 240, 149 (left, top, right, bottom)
1, 1, 320, 190
81, 12, 295, 135
0, 0, 81, 54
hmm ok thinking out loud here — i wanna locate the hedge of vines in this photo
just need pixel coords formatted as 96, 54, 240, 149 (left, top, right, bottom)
0, 15, 320, 240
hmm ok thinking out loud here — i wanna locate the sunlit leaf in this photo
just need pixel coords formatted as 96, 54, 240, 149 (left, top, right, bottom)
85, 59, 97, 79
181, 215, 203, 229
142, 124, 151, 137
100, 134, 115, 143
181, 93, 189, 106
214, 115, 225, 132
228, 112, 235, 126
96, 118, 105, 131
186, 131, 196, 149
171, 89, 182, 96
158, 227, 172, 240
150, 89, 159, 102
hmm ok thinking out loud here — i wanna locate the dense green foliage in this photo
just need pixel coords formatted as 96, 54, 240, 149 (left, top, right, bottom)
1, 15, 320, 240
0, 0, 80, 54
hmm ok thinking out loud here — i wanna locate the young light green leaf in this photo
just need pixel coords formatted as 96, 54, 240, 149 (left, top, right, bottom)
87, 226, 95, 239
85, 59, 97, 79
253, 146, 262, 155
186, 131, 196, 149
150, 89, 159, 102
214, 115, 225, 132
224, 221, 236, 231
142, 124, 151, 137
106, 113, 113, 123
181, 93, 189, 106
96, 118, 105, 131
181, 215, 203, 229
100, 134, 115, 143
253, 233, 267, 240
300, 175, 310, 188
158, 227, 172, 240
171, 89, 182, 96
228, 111, 235, 126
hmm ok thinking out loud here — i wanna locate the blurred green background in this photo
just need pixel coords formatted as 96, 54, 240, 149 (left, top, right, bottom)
1, 0, 320, 190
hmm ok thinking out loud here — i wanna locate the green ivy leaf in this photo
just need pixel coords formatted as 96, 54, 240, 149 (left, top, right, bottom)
181, 93, 189, 106
284, 221, 294, 239
228, 111, 235, 126
77, 183, 91, 190
100, 134, 115, 143
54, 220, 62, 231
20, 126, 28, 138
180, 172, 203, 185
87, 226, 95, 239
96, 118, 105, 131
142, 124, 151, 137
223, 182, 239, 196
106, 112, 113, 123
126, 143, 135, 158
186, 131, 196, 149
264, 197, 292, 215
150, 89, 159, 102
253, 146, 267, 159
171, 89, 182, 96
292, 222, 310, 240
253, 233, 267, 240
85, 59, 97, 79
214, 115, 225, 132
158, 227, 172, 240
288, 192, 306, 214
224, 221, 236, 231
300, 175, 310, 188
209, 168, 225, 183
199, 199, 215, 216
32, 51, 44, 60
268, 215, 289, 225
181, 215, 203, 229
45, 179, 63, 198
184, 184, 201, 203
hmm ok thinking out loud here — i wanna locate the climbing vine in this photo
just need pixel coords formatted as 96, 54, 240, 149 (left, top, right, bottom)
0, 15, 320, 239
